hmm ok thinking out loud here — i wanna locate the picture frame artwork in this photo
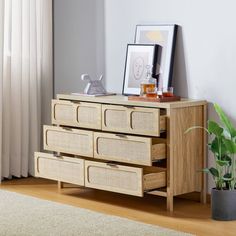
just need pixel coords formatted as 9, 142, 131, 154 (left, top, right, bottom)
135, 24, 178, 91
122, 44, 158, 95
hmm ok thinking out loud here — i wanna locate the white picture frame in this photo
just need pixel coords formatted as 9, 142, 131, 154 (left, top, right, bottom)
135, 25, 178, 91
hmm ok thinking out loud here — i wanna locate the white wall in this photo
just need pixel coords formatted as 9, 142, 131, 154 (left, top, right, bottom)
104, 0, 236, 191
54, 0, 105, 95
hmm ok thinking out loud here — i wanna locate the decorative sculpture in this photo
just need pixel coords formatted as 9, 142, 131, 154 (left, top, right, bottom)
81, 74, 107, 95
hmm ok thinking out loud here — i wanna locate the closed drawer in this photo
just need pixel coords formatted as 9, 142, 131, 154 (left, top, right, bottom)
102, 105, 166, 136
34, 152, 84, 185
44, 125, 93, 157
94, 132, 166, 166
85, 160, 166, 197
52, 99, 101, 129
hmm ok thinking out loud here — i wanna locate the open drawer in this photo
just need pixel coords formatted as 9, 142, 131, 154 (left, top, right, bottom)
102, 104, 166, 136
51, 99, 101, 129
44, 125, 93, 157
94, 132, 166, 166
34, 152, 84, 186
85, 160, 166, 197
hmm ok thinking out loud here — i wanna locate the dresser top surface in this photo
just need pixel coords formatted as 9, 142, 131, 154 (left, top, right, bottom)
57, 94, 207, 109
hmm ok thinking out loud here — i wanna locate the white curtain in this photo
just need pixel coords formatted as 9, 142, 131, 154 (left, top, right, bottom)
0, 0, 53, 181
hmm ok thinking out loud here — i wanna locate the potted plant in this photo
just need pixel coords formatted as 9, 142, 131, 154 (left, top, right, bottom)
186, 104, 236, 220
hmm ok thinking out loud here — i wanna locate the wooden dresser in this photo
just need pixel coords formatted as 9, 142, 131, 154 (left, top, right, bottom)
35, 94, 207, 211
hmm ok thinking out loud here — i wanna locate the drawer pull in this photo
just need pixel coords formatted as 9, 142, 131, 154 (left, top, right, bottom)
106, 162, 118, 168
62, 127, 72, 131
115, 134, 127, 138
55, 153, 62, 159
123, 105, 135, 109
71, 100, 80, 104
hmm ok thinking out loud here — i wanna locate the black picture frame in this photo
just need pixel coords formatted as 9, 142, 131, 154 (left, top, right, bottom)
122, 44, 159, 96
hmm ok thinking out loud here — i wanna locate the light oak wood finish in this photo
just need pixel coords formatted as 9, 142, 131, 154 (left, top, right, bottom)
52, 99, 102, 129
94, 132, 166, 166
39, 94, 207, 211
170, 106, 204, 196
143, 166, 167, 192
58, 181, 64, 190
57, 94, 207, 109
102, 104, 166, 136
1, 178, 235, 236
85, 160, 166, 197
163, 105, 207, 211
35, 152, 84, 186
166, 108, 174, 211
44, 125, 93, 157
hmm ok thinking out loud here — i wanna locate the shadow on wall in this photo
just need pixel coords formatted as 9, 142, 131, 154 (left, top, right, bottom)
172, 26, 189, 98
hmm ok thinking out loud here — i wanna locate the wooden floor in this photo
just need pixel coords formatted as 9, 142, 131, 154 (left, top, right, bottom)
0, 177, 236, 236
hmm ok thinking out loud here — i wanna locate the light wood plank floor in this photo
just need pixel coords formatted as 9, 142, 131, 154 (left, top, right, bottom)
0, 177, 235, 236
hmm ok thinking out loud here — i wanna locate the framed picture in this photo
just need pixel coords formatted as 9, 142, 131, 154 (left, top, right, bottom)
122, 44, 159, 95
135, 24, 178, 90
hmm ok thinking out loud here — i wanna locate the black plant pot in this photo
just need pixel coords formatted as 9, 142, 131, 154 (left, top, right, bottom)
211, 188, 236, 221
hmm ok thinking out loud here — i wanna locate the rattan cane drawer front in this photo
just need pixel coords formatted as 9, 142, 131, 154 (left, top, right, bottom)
102, 105, 166, 136
85, 160, 166, 197
34, 152, 84, 185
94, 132, 166, 166
44, 125, 93, 157
51, 99, 101, 129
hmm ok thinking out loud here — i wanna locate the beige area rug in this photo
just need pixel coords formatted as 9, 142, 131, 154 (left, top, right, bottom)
0, 190, 193, 236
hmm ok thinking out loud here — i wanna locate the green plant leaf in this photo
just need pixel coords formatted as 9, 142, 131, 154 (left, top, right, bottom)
222, 155, 232, 165
223, 173, 233, 181
214, 104, 236, 138
209, 139, 218, 154
209, 167, 219, 177
216, 159, 230, 166
223, 139, 236, 154
202, 167, 219, 178
202, 168, 210, 173
210, 137, 227, 156
223, 129, 231, 140
208, 120, 223, 137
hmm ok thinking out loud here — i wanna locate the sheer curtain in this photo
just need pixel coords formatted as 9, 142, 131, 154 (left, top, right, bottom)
0, 0, 53, 181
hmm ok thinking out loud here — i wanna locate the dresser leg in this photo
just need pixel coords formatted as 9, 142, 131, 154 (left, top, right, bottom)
58, 181, 63, 191
200, 176, 207, 204
167, 195, 173, 212
201, 190, 207, 204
